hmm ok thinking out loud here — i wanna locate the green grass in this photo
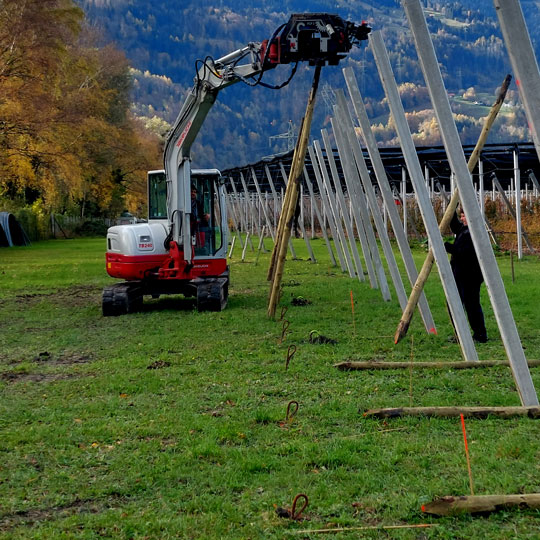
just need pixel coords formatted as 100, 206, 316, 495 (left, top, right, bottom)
1, 237, 540, 539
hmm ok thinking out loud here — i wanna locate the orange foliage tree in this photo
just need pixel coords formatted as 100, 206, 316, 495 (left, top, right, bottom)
0, 0, 161, 217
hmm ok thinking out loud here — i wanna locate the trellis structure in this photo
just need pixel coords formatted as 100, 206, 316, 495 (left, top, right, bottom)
221, 0, 540, 405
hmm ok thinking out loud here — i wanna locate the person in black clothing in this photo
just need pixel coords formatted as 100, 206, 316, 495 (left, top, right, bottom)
190, 185, 210, 230
444, 208, 488, 343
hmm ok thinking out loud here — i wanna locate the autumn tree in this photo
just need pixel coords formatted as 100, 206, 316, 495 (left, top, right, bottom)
0, 0, 161, 217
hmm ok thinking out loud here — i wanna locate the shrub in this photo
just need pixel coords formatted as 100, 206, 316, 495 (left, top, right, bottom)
74, 220, 109, 237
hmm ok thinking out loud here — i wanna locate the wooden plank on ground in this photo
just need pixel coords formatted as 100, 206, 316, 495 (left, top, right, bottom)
336, 360, 540, 370
362, 406, 540, 419
422, 494, 540, 515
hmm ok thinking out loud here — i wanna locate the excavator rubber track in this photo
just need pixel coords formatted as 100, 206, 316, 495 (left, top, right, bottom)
102, 275, 229, 315
102, 282, 144, 316
194, 277, 229, 312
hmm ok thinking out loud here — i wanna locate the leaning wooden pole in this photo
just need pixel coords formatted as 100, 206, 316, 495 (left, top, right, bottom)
394, 74, 512, 344
267, 65, 322, 318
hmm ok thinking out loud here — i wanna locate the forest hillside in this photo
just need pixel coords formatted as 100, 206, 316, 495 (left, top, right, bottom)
76, 0, 538, 170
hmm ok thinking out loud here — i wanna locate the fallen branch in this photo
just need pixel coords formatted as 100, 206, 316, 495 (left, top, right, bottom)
422, 494, 540, 516
336, 360, 540, 370
362, 406, 540, 419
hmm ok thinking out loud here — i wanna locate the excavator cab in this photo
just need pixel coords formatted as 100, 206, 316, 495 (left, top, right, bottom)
147, 169, 225, 257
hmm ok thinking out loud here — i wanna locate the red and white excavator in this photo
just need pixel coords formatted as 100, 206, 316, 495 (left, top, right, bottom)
102, 13, 370, 315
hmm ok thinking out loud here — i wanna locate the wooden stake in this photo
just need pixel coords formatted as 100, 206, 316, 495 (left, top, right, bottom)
336, 360, 540, 370
362, 406, 540, 419
422, 494, 540, 516
394, 74, 512, 344
267, 65, 322, 318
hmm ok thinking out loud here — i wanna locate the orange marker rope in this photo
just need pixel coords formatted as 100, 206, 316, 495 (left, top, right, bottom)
350, 290, 356, 333
460, 413, 474, 495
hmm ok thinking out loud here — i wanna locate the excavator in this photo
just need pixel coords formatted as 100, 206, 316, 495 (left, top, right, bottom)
102, 13, 370, 315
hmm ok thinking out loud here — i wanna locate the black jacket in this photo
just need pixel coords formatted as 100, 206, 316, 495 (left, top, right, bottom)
444, 212, 483, 284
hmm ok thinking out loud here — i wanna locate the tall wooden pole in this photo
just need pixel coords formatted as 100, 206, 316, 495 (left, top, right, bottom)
267, 65, 322, 318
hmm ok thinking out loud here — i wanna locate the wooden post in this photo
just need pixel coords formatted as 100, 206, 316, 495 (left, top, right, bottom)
267, 65, 322, 318
336, 359, 540, 370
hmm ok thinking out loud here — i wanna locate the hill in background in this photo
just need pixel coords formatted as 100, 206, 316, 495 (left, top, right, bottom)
76, 0, 538, 170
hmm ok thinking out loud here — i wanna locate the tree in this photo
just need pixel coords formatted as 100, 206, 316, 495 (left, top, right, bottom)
0, 0, 161, 216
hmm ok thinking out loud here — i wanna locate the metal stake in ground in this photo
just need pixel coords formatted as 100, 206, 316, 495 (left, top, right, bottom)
268, 65, 322, 318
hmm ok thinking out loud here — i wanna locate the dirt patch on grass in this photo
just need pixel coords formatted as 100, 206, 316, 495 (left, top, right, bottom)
1, 352, 93, 368
0, 494, 127, 531
0, 371, 77, 383
33, 352, 93, 365
1, 352, 95, 381
146, 360, 171, 369
52, 285, 102, 307
3, 285, 101, 309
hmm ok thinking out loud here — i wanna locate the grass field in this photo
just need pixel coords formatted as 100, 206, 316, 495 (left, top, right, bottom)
1, 237, 540, 539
